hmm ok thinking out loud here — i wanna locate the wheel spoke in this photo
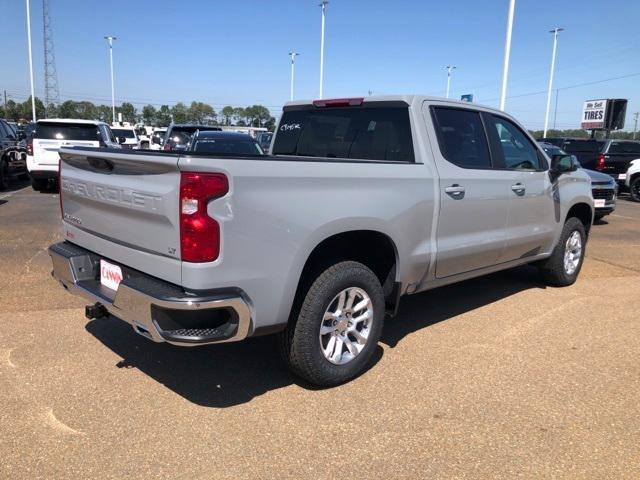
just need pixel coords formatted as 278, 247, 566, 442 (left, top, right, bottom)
323, 311, 337, 321
351, 329, 367, 345
352, 297, 370, 313
345, 289, 356, 311
344, 337, 359, 356
324, 335, 336, 357
352, 310, 371, 324
331, 338, 344, 363
320, 324, 335, 336
335, 291, 347, 315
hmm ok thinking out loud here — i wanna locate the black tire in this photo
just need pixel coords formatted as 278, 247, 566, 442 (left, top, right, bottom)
279, 261, 385, 387
538, 217, 586, 287
630, 176, 640, 202
18, 171, 30, 181
31, 178, 46, 192
0, 159, 8, 190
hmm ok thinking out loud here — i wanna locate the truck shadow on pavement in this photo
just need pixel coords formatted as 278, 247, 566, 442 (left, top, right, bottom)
86, 265, 544, 407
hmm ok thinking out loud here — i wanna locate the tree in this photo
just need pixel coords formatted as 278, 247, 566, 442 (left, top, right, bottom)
2, 100, 20, 121
188, 101, 215, 124
171, 102, 188, 124
142, 105, 157, 125
247, 105, 271, 127
233, 107, 246, 125
20, 96, 46, 121
95, 105, 112, 122
221, 106, 234, 126
118, 102, 136, 122
156, 105, 172, 126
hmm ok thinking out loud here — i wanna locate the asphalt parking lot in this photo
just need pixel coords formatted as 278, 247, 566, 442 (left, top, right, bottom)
1, 181, 639, 479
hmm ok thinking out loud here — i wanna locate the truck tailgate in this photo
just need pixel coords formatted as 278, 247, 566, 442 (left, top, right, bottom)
59, 148, 182, 282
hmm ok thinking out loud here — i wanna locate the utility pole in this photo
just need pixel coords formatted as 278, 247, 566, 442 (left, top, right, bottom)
25, 0, 37, 121
499, 0, 516, 111
633, 112, 639, 140
553, 88, 559, 130
368, 90, 373, 96
43, 0, 60, 117
445, 65, 456, 99
543, 27, 564, 138
3, 91, 6, 115
318, 1, 329, 99
104, 36, 117, 124
289, 52, 299, 101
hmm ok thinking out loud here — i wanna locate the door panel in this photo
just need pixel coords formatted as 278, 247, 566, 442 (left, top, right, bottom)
426, 105, 511, 278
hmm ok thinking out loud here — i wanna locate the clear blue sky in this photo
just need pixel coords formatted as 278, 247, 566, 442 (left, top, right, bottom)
3, 0, 639, 130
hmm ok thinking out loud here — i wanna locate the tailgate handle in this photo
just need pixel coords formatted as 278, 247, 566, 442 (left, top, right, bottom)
87, 157, 115, 172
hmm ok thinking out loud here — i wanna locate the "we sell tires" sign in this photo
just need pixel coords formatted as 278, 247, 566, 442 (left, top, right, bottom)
581, 99, 607, 129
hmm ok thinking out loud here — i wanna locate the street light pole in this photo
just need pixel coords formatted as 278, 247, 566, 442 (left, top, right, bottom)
25, 0, 37, 121
499, 0, 516, 111
445, 65, 456, 99
633, 112, 639, 140
319, 1, 328, 99
289, 52, 299, 101
543, 27, 563, 138
104, 36, 117, 124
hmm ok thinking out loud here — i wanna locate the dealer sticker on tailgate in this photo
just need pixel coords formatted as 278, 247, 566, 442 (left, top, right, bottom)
100, 259, 123, 291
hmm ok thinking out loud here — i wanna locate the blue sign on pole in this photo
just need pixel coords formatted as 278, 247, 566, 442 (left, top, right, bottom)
460, 94, 474, 103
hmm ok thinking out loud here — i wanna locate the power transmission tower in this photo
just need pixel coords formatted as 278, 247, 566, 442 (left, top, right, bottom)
43, 0, 60, 117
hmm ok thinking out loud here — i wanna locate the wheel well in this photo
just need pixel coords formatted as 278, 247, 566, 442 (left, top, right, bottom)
293, 230, 399, 313
567, 202, 592, 235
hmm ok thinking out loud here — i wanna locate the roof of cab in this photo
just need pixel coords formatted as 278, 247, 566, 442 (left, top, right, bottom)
36, 118, 106, 125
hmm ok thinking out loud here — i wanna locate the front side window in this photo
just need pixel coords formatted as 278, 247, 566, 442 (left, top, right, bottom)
272, 106, 415, 162
431, 107, 491, 169
489, 115, 541, 170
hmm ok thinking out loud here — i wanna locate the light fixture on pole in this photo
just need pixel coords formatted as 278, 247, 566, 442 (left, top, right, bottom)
445, 65, 456, 99
289, 52, 299, 101
499, 0, 516, 110
543, 27, 564, 138
25, 0, 37, 121
104, 36, 117, 124
319, 1, 329, 99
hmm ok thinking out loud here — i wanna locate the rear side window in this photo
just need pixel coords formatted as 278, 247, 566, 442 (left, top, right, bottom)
608, 141, 640, 154
35, 123, 99, 141
111, 129, 136, 139
192, 139, 263, 155
561, 140, 599, 153
272, 106, 415, 162
431, 107, 491, 169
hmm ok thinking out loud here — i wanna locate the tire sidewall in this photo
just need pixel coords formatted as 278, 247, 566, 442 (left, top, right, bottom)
0, 159, 8, 190
631, 177, 640, 202
557, 218, 587, 284
294, 262, 385, 385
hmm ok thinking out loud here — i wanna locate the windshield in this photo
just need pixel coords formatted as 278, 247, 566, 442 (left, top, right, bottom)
111, 129, 136, 139
192, 138, 263, 155
272, 106, 415, 162
35, 123, 100, 141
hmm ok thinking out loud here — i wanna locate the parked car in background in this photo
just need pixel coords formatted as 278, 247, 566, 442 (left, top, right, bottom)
595, 139, 640, 186
541, 138, 602, 170
188, 130, 264, 155
0, 118, 29, 189
111, 127, 141, 150
50, 95, 593, 386
539, 142, 616, 222
162, 124, 222, 151
625, 159, 640, 202
28, 119, 122, 192
256, 131, 273, 152
149, 128, 167, 150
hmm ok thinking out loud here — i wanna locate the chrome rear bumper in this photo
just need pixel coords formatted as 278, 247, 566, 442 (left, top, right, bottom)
48, 242, 252, 346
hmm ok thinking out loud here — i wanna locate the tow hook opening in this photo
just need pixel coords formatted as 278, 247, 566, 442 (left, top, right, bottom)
85, 303, 108, 320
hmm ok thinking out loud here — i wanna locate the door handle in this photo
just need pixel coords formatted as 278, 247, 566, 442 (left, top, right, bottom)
445, 184, 465, 199
511, 183, 526, 196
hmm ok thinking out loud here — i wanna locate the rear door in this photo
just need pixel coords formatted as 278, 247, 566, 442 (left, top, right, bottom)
427, 105, 511, 278
484, 114, 556, 262
33, 122, 101, 168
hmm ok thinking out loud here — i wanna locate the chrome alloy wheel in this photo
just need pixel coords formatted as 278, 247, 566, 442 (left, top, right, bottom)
319, 287, 373, 365
564, 230, 582, 275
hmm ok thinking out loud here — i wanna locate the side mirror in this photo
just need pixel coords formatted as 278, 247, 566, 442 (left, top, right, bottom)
117, 136, 127, 144
550, 154, 577, 178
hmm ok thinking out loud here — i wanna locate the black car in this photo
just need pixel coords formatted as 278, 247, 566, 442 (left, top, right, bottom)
540, 137, 603, 170
163, 124, 222, 151
0, 119, 29, 190
188, 130, 264, 155
596, 139, 640, 186
539, 142, 616, 221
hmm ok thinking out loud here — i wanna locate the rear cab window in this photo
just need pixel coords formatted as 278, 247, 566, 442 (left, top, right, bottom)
607, 141, 640, 155
272, 104, 415, 162
35, 122, 100, 141
561, 139, 600, 154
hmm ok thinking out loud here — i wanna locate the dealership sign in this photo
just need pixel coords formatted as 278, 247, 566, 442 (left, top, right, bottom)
581, 99, 607, 129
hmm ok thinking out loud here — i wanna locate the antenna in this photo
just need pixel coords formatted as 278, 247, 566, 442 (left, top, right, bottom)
43, 0, 60, 116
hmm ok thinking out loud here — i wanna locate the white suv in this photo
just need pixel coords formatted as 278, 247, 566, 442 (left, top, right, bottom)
110, 126, 141, 150
27, 119, 121, 191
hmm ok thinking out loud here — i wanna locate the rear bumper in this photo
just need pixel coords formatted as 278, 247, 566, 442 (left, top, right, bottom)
48, 241, 252, 346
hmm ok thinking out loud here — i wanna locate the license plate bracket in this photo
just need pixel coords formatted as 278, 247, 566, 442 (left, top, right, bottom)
100, 259, 123, 291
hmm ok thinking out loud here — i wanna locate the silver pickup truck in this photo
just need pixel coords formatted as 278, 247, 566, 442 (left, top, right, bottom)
49, 96, 593, 386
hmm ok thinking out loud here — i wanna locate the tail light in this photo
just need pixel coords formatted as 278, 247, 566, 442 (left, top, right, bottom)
596, 154, 606, 171
180, 172, 229, 262
58, 158, 63, 217
26, 137, 33, 156
313, 97, 364, 107
163, 142, 171, 151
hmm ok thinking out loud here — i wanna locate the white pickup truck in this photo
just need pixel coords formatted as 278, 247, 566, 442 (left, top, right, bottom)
49, 96, 593, 386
